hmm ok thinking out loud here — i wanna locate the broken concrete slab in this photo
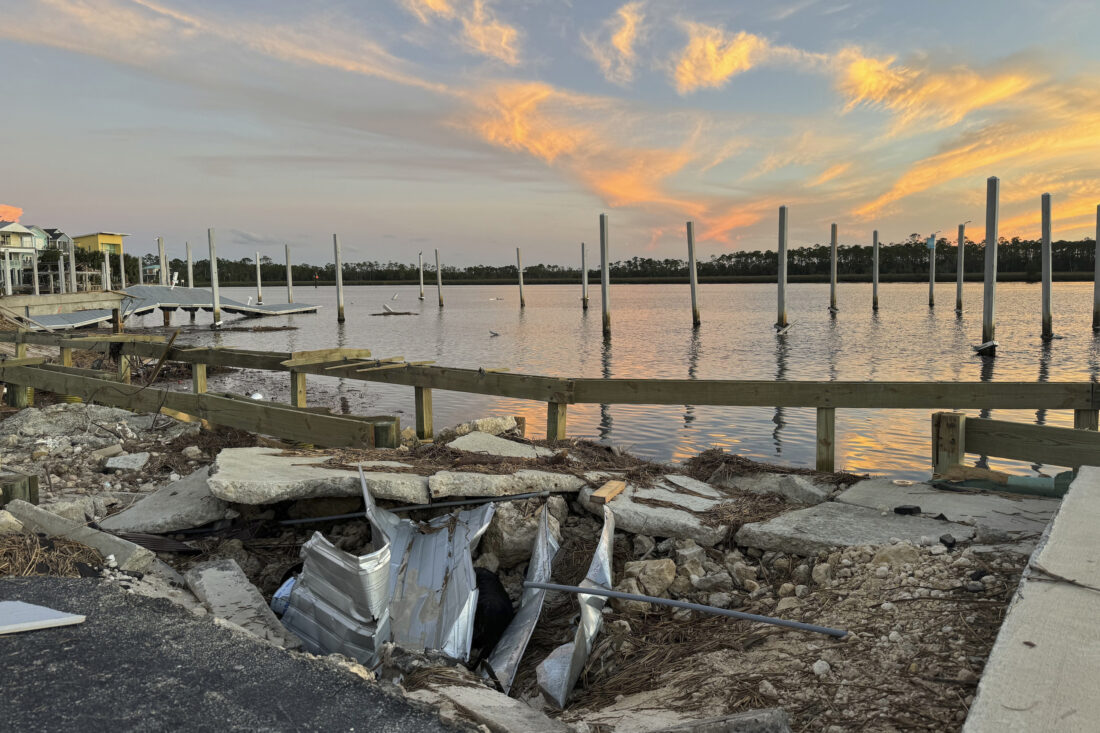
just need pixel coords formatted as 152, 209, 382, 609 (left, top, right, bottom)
106, 452, 150, 472
100, 468, 231, 534
4, 499, 155, 572
208, 447, 429, 505
577, 478, 730, 547
40, 497, 94, 523
837, 479, 1057, 544
429, 470, 585, 499
735, 502, 975, 556
0, 509, 23, 533
184, 558, 300, 649
482, 499, 563, 568
408, 684, 568, 733
447, 431, 554, 459
360, 460, 413, 469
446, 415, 518, 438
718, 472, 831, 505
654, 708, 793, 732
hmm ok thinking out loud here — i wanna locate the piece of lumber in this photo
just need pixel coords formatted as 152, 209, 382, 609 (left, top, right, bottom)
591, 480, 626, 504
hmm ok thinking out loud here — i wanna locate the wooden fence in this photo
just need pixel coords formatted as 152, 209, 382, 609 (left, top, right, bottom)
1, 330, 1098, 471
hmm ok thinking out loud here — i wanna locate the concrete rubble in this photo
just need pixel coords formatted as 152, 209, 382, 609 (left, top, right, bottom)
100, 468, 232, 534
429, 469, 586, 498
447, 430, 555, 459
105, 451, 151, 472
717, 472, 832, 505
185, 558, 300, 649
577, 476, 730, 546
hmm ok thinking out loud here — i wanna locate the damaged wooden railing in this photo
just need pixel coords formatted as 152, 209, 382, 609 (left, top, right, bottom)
1, 330, 1097, 470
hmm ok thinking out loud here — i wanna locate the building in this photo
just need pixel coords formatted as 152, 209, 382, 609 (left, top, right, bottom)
42, 228, 73, 251
0, 221, 37, 294
24, 225, 49, 251
74, 232, 128, 256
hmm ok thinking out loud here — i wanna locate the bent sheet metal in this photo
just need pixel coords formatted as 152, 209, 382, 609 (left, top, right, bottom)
537, 503, 615, 708
484, 504, 560, 693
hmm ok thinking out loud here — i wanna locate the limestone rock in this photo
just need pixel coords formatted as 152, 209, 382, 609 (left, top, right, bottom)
90, 443, 125, 461
106, 452, 150, 472
611, 577, 651, 614
692, 571, 734, 593
729, 561, 758, 587
41, 497, 94, 523
0, 509, 23, 533
481, 500, 562, 568
100, 467, 230, 533
811, 563, 832, 585
776, 597, 801, 613
429, 470, 584, 499
871, 542, 921, 568
181, 445, 204, 460
446, 416, 518, 438
624, 558, 676, 596
447, 431, 554, 459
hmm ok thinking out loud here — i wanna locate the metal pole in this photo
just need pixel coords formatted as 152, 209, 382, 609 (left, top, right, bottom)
31, 247, 39, 295
517, 247, 525, 309
334, 234, 345, 323
687, 221, 700, 328
255, 250, 263, 304
104, 252, 112, 291
435, 249, 443, 307
829, 222, 838, 311
956, 224, 965, 312
581, 242, 589, 311
186, 241, 193, 288
157, 236, 167, 286
100, 259, 107, 291
3, 251, 11, 296
418, 251, 424, 300
982, 177, 1000, 350
872, 230, 879, 311
777, 207, 788, 329
208, 228, 221, 326
58, 253, 66, 294
600, 213, 610, 335
118, 251, 126, 290
285, 244, 293, 303
929, 234, 936, 308
524, 582, 848, 638
1041, 193, 1053, 341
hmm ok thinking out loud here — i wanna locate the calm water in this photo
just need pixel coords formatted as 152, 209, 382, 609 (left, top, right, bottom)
133, 281, 1100, 480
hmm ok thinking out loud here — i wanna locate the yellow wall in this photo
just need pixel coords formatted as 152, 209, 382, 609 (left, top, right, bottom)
74, 234, 125, 256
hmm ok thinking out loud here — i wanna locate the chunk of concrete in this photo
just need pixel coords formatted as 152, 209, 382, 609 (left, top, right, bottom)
429, 470, 585, 499
576, 479, 730, 547
735, 502, 975, 556
0, 509, 23, 533
837, 478, 1058, 543
410, 684, 568, 733
40, 497, 94, 523
447, 431, 554, 459
4, 499, 155, 572
100, 467, 230, 534
208, 448, 429, 505
482, 499, 562, 568
654, 708, 793, 732
185, 558, 300, 649
106, 452, 150, 472
721, 473, 830, 505
447, 415, 518, 438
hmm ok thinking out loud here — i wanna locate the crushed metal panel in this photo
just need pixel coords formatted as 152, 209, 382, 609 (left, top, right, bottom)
485, 504, 560, 694
362, 467, 495, 661
537, 504, 615, 708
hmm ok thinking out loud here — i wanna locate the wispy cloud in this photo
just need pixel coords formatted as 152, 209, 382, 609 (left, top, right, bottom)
807, 161, 852, 187
401, 0, 455, 23
584, 2, 645, 86
672, 22, 822, 94
403, 0, 521, 65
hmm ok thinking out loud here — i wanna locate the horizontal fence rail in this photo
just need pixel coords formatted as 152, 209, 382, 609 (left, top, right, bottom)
1, 331, 1097, 471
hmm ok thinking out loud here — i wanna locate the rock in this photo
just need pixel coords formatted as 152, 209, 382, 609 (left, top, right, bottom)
811, 563, 832, 585
777, 583, 795, 598
106, 452, 150, 472
546, 495, 569, 525
208, 448, 429, 504
812, 659, 831, 677
611, 577, 651, 614
429, 470, 585, 499
577, 479, 729, 547
100, 468, 230, 534
446, 416, 519, 439
0, 509, 23, 533
708, 592, 732, 608
735, 503, 976, 556
181, 445, 204, 460
4, 499, 154, 572
776, 597, 801, 613
792, 564, 811, 584
758, 680, 779, 698
625, 558, 677, 596
41, 497, 94, 523
184, 558, 299, 648
447, 431, 554, 459
90, 443, 125, 461
473, 552, 500, 573
794, 584, 809, 598
409, 683, 567, 733
965, 581, 984, 592
655, 708, 793, 733
692, 571, 734, 593
675, 541, 706, 577
668, 575, 694, 598
481, 500, 562, 568
633, 535, 656, 558
874, 566, 890, 578
716, 471, 831, 505
871, 542, 921, 567
729, 561, 758, 587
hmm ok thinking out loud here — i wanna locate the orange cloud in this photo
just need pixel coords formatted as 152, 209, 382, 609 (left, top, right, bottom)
673, 24, 771, 94
0, 205, 23, 222
460, 0, 520, 65
585, 2, 645, 85
807, 162, 852, 187
401, 0, 455, 23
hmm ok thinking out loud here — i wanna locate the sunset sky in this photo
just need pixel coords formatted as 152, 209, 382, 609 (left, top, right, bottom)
2, 0, 1099, 265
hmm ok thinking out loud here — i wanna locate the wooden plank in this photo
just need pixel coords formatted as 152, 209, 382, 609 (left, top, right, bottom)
281, 348, 374, 368
121, 343, 292, 371
1074, 409, 1099, 431
570, 379, 1095, 409
290, 370, 306, 408
931, 412, 966, 474
591, 479, 626, 504
414, 386, 433, 440
546, 401, 567, 440
0, 358, 47, 368
351, 365, 574, 403
965, 417, 1100, 469
37, 363, 120, 381
816, 407, 835, 472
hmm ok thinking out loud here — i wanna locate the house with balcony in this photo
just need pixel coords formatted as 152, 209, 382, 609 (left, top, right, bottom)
0, 221, 37, 293
42, 228, 73, 251
74, 231, 128, 256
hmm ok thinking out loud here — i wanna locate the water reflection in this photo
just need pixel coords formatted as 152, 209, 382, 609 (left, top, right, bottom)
683, 329, 701, 427
975, 355, 995, 469
599, 334, 612, 441
772, 334, 789, 455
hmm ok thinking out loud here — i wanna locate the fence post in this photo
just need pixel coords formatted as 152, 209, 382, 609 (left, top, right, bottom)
815, 407, 835, 472
435, 249, 443, 308
192, 362, 207, 394
414, 386, 433, 440
956, 223, 965, 312
547, 401, 567, 441
289, 370, 306, 408
1073, 409, 1099, 431
158, 236, 167, 286
687, 221, 700, 328
255, 250, 264, 305
931, 412, 967, 474
31, 248, 39, 295
8, 335, 29, 408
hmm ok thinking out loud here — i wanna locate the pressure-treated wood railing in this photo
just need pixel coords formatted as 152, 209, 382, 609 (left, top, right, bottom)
1, 330, 1098, 471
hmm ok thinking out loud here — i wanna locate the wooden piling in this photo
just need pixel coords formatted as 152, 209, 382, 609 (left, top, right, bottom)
776, 207, 789, 329
418, 251, 425, 300
31, 248, 39, 295
956, 224, 965, 312
192, 362, 207, 394
334, 234, 346, 323
928, 234, 936, 308
931, 412, 967, 474
1094, 205, 1100, 332
251, 251, 261, 304
1041, 193, 1053, 341
157, 237, 167, 286
687, 221, 700, 328
600, 213, 611, 335
435, 249, 443, 307
982, 177, 1000, 348
118, 251, 126, 290
829, 223, 838, 311
517, 247, 526, 308
290, 370, 306, 408
2, 252, 10, 296
285, 244, 293, 303
58, 254, 65, 294
104, 253, 112, 291
186, 241, 193, 288
581, 242, 589, 311
68, 246, 76, 293
816, 407, 835, 472
414, 386, 433, 439
872, 230, 880, 311
208, 228, 221, 326
547, 401, 567, 440
48, 272, 54, 293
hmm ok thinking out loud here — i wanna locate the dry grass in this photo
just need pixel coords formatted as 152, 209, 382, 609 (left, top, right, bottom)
0, 533, 103, 577
686, 448, 865, 488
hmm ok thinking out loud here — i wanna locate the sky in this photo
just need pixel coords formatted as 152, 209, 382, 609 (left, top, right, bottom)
2, 0, 1100, 266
